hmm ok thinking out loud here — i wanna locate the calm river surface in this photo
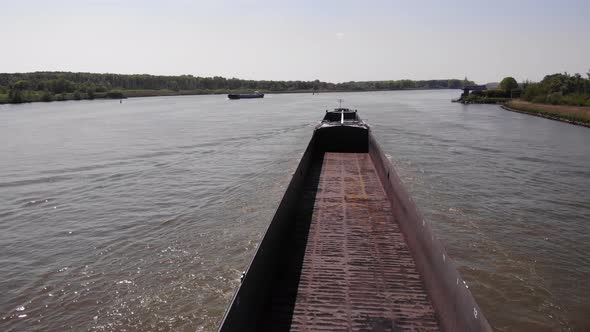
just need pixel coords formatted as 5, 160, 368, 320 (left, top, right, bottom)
1, 90, 589, 331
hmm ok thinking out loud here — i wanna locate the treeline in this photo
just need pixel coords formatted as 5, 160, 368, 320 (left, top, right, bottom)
461, 72, 590, 107
0, 71, 474, 104
521, 72, 590, 107
463, 77, 521, 103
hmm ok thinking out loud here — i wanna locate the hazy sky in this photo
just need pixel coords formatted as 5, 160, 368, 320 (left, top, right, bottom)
1, 0, 588, 83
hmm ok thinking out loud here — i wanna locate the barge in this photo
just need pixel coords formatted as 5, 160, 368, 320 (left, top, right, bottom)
227, 93, 264, 99
218, 108, 492, 331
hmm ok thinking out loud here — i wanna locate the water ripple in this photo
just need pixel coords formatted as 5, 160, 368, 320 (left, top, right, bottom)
1, 91, 589, 332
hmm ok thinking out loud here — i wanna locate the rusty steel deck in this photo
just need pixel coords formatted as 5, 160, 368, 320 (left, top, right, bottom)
262, 152, 440, 331
219, 112, 491, 331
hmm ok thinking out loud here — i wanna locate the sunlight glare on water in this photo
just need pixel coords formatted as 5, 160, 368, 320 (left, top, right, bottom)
1, 91, 589, 331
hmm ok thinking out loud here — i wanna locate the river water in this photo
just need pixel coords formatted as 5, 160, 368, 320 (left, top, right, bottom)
0, 90, 588, 331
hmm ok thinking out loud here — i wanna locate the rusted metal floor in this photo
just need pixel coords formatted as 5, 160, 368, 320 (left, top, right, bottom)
262, 152, 440, 331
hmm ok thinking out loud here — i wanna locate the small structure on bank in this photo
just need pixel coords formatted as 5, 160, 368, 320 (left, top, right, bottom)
453, 85, 487, 103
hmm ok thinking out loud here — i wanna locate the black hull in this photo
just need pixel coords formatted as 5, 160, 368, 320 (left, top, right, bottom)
217, 113, 492, 332
228, 93, 264, 99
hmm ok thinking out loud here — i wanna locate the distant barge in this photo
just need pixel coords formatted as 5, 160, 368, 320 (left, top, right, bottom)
218, 108, 492, 331
227, 93, 264, 99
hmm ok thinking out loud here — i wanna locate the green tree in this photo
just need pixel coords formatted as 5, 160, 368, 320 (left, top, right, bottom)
448, 79, 462, 89
12, 80, 30, 90
8, 89, 24, 103
106, 90, 125, 99
41, 91, 53, 102
313, 79, 320, 91
7, 80, 29, 103
499, 77, 519, 93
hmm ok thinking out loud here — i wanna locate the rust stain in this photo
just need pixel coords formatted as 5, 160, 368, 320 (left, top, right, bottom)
262, 152, 440, 331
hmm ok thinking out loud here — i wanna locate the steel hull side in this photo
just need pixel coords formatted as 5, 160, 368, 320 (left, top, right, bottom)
217, 131, 318, 332
368, 132, 492, 332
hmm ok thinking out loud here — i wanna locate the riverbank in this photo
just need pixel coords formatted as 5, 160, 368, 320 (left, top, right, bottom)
454, 96, 510, 104
0, 87, 459, 105
0, 72, 474, 105
0, 89, 229, 104
0, 89, 284, 104
503, 100, 590, 127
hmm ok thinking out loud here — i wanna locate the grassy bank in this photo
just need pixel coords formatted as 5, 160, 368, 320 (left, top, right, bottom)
504, 100, 590, 127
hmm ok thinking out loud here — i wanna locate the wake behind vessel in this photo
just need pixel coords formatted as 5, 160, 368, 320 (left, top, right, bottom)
218, 108, 492, 331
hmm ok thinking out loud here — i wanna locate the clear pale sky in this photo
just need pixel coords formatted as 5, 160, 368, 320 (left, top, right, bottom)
1, 0, 588, 84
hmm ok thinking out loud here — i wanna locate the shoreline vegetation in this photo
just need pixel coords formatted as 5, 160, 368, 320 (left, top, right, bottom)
458, 77, 522, 104
456, 72, 590, 127
0, 71, 474, 104
459, 73, 590, 107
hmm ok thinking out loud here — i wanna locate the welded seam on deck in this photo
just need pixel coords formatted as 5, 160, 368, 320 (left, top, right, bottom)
341, 154, 353, 331
354, 153, 395, 326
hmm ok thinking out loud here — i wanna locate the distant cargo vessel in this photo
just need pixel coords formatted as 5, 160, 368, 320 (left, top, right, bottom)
218, 108, 492, 331
227, 93, 264, 99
